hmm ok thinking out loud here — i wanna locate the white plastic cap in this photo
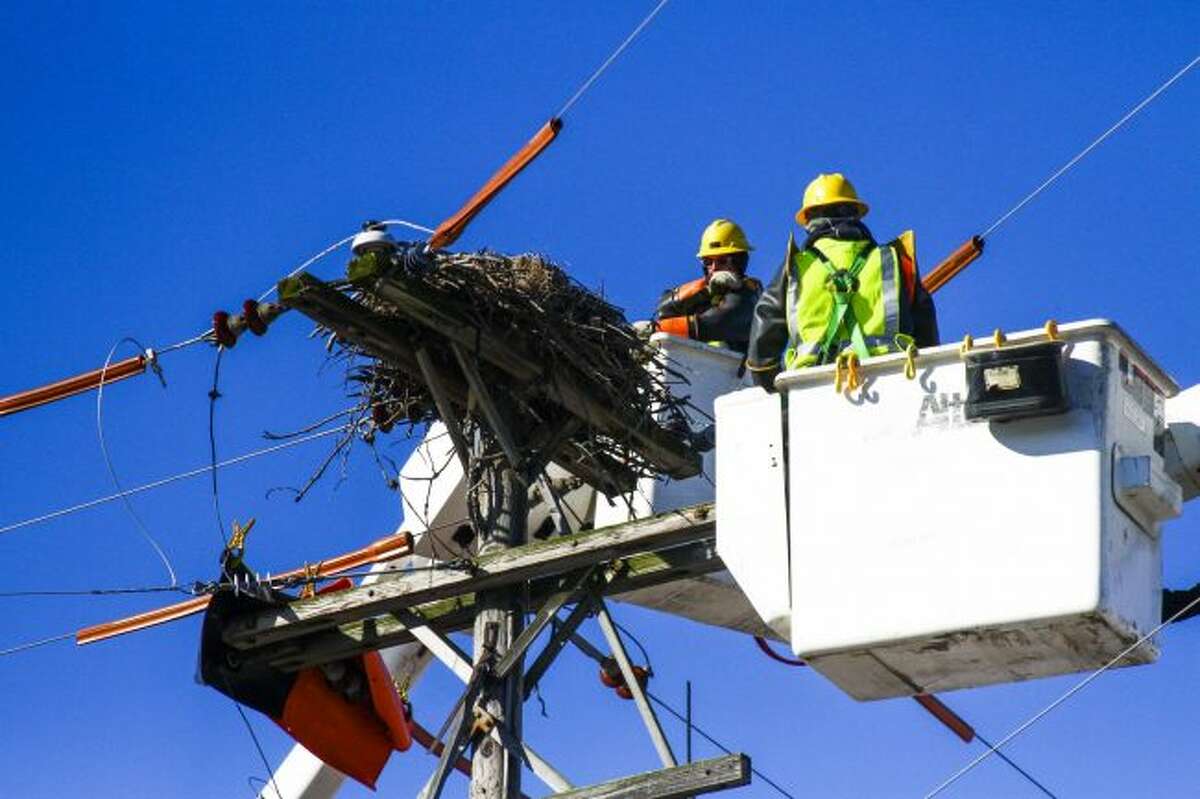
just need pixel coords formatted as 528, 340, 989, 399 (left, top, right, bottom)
351, 227, 397, 256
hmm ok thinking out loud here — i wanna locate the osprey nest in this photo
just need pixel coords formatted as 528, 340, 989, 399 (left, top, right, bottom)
279, 244, 704, 496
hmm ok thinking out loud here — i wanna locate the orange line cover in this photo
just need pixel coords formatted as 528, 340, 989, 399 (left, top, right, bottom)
0, 355, 147, 418
922, 235, 984, 294
76, 532, 414, 646
427, 118, 563, 252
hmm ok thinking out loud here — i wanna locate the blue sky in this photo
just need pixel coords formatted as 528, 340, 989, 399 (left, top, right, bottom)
1, 2, 1198, 797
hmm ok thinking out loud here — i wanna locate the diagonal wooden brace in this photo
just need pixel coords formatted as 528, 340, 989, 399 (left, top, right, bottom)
494, 567, 596, 680
415, 345, 472, 471
523, 596, 599, 701
450, 341, 524, 470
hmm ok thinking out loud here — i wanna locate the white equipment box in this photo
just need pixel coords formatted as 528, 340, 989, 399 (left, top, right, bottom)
717, 320, 1182, 700
595, 333, 749, 526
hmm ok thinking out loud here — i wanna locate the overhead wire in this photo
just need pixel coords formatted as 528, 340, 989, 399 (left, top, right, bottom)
0, 585, 193, 598
0, 631, 74, 658
971, 730, 1057, 799
97, 337, 179, 587
980, 52, 1200, 240
644, 688, 796, 799
0, 427, 344, 537
923, 590, 1200, 798
555, 0, 672, 119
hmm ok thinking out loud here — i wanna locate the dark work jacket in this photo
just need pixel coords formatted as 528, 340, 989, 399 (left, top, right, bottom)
746, 219, 939, 375
655, 276, 763, 354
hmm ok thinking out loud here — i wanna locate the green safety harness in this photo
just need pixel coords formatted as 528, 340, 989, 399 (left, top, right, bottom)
809, 244, 874, 365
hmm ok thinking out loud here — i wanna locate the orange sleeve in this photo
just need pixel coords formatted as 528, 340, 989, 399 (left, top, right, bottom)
674, 277, 708, 302
657, 316, 690, 337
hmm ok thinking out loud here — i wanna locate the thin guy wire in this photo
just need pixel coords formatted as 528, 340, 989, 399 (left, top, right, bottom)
981, 53, 1200, 240
645, 688, 796, 799
973, 730, 1057, 798
232, 700, 284, 799
924, 590, 1200, 798
97, 337, 179, 586
0, 631, 74, 658
555, 0, 671, 119
0, 427, 343, 536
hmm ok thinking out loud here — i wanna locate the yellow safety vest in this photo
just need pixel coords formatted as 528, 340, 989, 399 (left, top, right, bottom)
783, 235, 902, 370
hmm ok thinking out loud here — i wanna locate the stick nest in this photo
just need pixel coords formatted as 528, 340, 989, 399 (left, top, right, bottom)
329, 245, 700, 493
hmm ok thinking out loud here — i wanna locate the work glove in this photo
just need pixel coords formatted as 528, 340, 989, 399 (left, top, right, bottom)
631, 320, 657, 339
707, 270, 743, 295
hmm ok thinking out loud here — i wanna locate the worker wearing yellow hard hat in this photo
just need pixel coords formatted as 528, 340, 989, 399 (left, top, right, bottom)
638, 218, 763, 354
746, 173, 939, 389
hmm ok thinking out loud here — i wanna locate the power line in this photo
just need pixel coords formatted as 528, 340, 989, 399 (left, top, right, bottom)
0, 631, 74, 658
646, 688, 796, 799
981, 52, 1200, 240
0, 585, 191, 598
0, 427, 345, 537
555, 0, 671, 119
924, 591, 1200, 797
973, 730, 1057, 798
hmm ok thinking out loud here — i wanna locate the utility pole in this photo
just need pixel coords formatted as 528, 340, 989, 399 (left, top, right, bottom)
470, 456, 526, 799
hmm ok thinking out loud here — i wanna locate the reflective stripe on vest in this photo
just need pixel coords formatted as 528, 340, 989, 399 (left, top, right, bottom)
784, 238, 901, 369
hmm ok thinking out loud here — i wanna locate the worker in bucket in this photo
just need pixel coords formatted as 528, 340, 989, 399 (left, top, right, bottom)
746, 173, 939, 389
636, 219, 763, 354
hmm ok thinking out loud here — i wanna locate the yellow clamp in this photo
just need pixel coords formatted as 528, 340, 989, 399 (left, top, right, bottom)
959, 334, 974, 356
471, 708, 497, 739
1044, 319, 1060, 340
228, 517, 255, 552
298, 562, 319, 599
993, 328, 1006, 348
833, 351, 862, 394
894, 334, 918, 380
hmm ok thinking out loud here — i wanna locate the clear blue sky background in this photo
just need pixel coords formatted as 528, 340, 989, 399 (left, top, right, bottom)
1, 2, 1198, 797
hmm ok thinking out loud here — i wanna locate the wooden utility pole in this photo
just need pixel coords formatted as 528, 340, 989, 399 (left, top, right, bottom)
471, 458, 526, 799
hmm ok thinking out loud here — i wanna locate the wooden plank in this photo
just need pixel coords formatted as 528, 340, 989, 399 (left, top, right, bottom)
548, 754, 750, 799
223, 503, 715, 651
251, 536, 722, 672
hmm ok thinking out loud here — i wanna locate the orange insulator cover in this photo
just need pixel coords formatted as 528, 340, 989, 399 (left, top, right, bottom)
0, 355, 146, 418
913, 693, 975, 743
922, 235, 984, 294
428, 118, 563, 251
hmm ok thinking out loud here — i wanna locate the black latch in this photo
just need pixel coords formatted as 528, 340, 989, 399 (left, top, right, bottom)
964, 340, 1069, 422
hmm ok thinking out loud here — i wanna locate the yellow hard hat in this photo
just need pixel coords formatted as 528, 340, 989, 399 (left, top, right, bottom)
696, 219, 753, 258
795, 173, 869, 225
